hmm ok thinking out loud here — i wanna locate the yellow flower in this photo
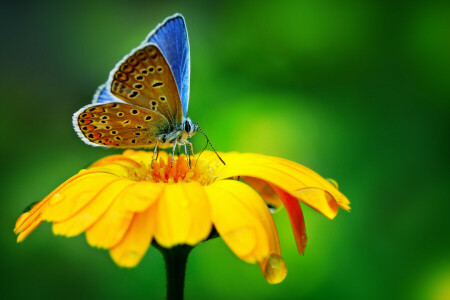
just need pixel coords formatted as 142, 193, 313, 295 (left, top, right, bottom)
14, 150, 349, 284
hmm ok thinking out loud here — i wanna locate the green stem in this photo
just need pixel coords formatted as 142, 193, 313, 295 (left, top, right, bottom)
155, 244, 193, 300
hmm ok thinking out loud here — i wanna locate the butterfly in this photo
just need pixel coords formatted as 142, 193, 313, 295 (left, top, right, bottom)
73, 14, 223, 166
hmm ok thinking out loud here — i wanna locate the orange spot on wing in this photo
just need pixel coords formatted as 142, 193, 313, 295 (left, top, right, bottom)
103, 139, 114, 145
92, 107, 105, 113
92, 132, 101, 139
85, 125, 96, 132
81, 119, 92, 125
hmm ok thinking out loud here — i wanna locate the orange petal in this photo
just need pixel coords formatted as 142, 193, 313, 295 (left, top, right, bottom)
271, 185, 307, 255
110, 202, 158, 267
154, 182, 211, 248
243, 176, 283, 209
205, 180, 270, 263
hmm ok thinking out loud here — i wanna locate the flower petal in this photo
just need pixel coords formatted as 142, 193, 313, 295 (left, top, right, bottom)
14, 202, 42, 235
243, 177, 283, 209
215, 153, 348, 218
42, 173, 120, 222
271, 185, 307, 255
52, 180, 133, 237
205, 180, 270, 263
117, 182, 165, 212
15, 170, 106, 235
17, 218, 42, 243
154, 182, 211, 248
85, 188, 136, 248
292, 187, 338, 220
110, 202, 158, 267
90, 155, 142, 169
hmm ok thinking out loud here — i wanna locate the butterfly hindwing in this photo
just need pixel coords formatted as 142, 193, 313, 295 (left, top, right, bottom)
108, 44, 183, 126
146, 14, 190, 117
74, 102, 170, 148
92, 84, 122, 104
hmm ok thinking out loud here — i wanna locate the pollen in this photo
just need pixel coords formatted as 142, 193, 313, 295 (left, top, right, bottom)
127, 154, 218, 185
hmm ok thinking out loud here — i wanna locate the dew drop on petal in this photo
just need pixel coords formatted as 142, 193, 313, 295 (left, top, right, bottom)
49, 193, 65, 205
117, 251, 140, 267
264, 254, 287, 284
326, 178, 339, 189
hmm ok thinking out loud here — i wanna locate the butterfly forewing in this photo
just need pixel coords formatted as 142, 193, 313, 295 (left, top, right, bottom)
109, 45, 183, 126
76, 102, 170, 148
147, 15, 190, 117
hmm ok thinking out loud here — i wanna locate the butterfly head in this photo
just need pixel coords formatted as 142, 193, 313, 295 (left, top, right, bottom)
183, 118, 198, 138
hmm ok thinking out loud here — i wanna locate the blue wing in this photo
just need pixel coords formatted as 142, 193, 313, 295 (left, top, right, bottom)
144, 14, 190, 117
92, 84, 119, 104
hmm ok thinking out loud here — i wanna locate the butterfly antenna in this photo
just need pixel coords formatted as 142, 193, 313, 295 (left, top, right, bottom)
196, 125, 226, 165
195, 140, 209, 168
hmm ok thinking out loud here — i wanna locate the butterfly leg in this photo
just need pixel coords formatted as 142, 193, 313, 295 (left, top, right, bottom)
183, 143, 191, 168
151, 140, 160, 168
170, 140, 178, 168
186, 141, 195, 156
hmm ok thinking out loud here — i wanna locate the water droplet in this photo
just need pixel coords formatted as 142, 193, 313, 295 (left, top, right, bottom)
50, 193, 65, 205
327, 178, 339, 189
264, 254, 287, 284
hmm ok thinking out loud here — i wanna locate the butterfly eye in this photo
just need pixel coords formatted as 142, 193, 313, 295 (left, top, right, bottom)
184, 121, 191, 133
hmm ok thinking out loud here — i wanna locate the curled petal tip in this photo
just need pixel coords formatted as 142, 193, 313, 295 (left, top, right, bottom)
264, 254, 287, 284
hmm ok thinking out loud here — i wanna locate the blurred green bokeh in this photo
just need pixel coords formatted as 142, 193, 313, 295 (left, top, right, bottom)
1, 0, 449, 299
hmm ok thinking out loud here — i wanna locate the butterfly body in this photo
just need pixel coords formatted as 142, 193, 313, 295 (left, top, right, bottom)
73, 14, 196, 155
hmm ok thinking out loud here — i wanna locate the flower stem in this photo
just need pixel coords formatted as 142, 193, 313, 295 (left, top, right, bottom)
155, 243, 193, 300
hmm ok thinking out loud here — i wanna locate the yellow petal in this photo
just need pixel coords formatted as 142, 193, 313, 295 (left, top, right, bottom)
117, 182, 165, 212
42, 173, 119, 222
154, 182, 211, 248
205, 180, 270, 263
90, 155, 142, 169
15, 171, 104, 234
17, 218, 42, 243
52, 180, 134, 237
215, 153, 348, 218
86, 189, 135, 248
123, 149, 168, 166
292, 187, 338, 220
110, 202, 158, 267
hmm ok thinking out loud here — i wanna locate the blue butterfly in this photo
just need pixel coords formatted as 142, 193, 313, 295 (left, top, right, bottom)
73, 14, 222, 166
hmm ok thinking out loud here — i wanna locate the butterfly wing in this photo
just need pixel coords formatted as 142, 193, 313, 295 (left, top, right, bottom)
145, 14, 190, 117
73, 102, 170, 148
106, 44, 183, 126
92, 84, 124, 104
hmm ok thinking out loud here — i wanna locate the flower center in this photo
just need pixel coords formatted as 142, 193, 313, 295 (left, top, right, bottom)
128, 154, 219, 185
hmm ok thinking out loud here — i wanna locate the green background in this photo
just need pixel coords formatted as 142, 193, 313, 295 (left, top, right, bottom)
1, 0, 449, 299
